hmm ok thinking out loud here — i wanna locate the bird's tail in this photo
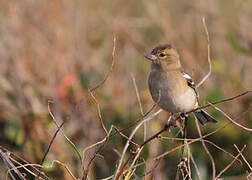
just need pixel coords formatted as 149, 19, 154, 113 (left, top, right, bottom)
193, 110, 217, 125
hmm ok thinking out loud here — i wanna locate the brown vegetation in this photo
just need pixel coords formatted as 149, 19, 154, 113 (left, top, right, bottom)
0, 0, 252, 179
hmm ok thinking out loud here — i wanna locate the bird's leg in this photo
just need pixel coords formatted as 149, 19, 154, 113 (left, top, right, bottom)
175, 113, 189, 180
165, 113, 177, 132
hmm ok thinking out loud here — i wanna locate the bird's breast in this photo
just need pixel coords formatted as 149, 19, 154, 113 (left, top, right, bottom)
148, 70, 197, 113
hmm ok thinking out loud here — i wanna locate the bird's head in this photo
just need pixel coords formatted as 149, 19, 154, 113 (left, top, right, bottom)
145, 44, 181, 71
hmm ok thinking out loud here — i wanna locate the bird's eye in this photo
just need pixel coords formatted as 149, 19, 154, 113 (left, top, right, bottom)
159, 53, 166, 58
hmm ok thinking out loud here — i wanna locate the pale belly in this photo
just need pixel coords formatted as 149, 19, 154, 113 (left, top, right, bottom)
156, 88, 197, 113
148, 71, 197, 113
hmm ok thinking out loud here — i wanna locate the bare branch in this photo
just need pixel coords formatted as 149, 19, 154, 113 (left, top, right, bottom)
6, 160, 77, 180
113, 90, 250, 178
100, 175, 114, 180
110, 103, 156, 138
82, 124, 139, 180
113, 109, 162, 180
88, 89, 108, 134
0, 146, 50, 180
90, 36, 117, 92
196, 17, 212, 88
0, 149, 26, 180
123, 122, 231, 173
38, 121, 64, 178
7, 157, 39, 178
215, 145, 246, 179
194, 115, 216, 180
175, 118, 188, 180
159, 136, 242, 164
234, 144, 252, 171
48, 101, 82, 165
188, 148, 202, 180
130, 73, 146, 141
210, 103, 252, 132
187, 90, 252, 114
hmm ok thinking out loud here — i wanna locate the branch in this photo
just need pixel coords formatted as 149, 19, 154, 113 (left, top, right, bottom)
234, 144, 252, 171
159, 136, 242, 164
123, 122, 231, 173
114, 90, 250, 179
215, 145, 246, 179
6, 160, 77, 180
210, 103, 252, 132
194, 114, 216, 180
37, 122, 64, 178
90, 36, 117, 92
187, 90, 252, 114
196, 17, 212, 88
130, 73, 146, 141
88, 89, 108, 134
47, 101, 82, 166
113, 109, 162, 180
0, 146, 50, 180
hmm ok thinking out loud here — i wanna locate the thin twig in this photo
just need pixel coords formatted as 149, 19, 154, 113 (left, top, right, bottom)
113, 109, 162, 180
110, 103, 157, 137
141, 159, 161, 178
130, 73, 146, 141
6, 160, 77, 180
188, 90, 252, 114
127, 146, 144, 179
121, 113, 169, 180
187, 146, 192, 180
8, 157, 39, 178
215, 145, 246, 179
100, 175, 114, 180
116, 118, 171, 180
115, 90, 250, 179
82, 126, 117, 159
81, 36, 117, 180
159, 136, 242, 164
82, 124, 138, 180
111, 90, 250, 179
48, 101, 82, 166
0, 146, 50, 180
130, 73, 144, 116
188, 148, 202, 180
90, 36, 117, 92
194, 115, 216, 180
210, 103, 252, 132
234, 144, 252, 171
88, 89, 108, 134
37, 122, 64, 178
123, 122, 231, 173
175, 117, 188, 180
82, 126, 114, 180
196, 17, 212, 88
0, 149, 26, 180
6, 164, 43, 180
113, 126, 140, 147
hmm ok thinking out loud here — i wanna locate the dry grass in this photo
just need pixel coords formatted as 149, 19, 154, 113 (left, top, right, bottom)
0, 0, 252, 179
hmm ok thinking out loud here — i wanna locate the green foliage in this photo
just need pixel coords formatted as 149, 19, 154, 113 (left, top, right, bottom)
79, 72, 89, 89
227, 33, 250, 55
4, 118, 22, 145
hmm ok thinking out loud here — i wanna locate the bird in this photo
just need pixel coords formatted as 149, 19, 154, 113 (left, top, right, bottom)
145, 43, 217, 125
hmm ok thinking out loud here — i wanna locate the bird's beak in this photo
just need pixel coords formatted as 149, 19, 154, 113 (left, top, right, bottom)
144, 53, 158, 62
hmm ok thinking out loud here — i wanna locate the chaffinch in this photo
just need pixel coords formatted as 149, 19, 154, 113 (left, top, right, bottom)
145, 44, 217, 125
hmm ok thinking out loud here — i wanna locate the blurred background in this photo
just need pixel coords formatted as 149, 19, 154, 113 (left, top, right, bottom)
0, 0, 252, 179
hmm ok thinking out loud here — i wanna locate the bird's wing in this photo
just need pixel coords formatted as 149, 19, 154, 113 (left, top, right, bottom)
181, 71, 195, 88
181, 71, 217, 124
181, 71, 200, 103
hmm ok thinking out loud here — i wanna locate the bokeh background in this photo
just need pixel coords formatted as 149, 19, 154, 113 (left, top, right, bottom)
0, 0, 252, 179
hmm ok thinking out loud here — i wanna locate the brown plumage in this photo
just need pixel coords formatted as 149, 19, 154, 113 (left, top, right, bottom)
145, 44, 217, 125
